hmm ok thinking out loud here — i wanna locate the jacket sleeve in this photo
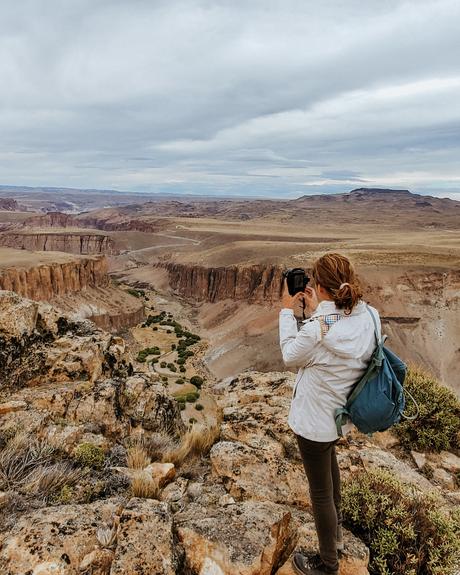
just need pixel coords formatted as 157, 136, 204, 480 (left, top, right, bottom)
279, 308, 321, 368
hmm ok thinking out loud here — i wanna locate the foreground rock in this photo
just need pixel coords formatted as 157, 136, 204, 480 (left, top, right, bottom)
0, 497, 182, 575
176, 499, 292, 575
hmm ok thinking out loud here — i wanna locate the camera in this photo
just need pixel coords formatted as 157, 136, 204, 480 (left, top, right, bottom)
283, 268, 310, 296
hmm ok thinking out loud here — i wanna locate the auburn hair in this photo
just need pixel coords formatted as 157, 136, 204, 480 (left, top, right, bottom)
310, 253, 363, 315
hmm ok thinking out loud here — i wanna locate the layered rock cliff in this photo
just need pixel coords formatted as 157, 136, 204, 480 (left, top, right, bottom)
159, 262, 285, 303
0, 253, 109, 301
0, 231, 118, 255
10, 210, 163, 233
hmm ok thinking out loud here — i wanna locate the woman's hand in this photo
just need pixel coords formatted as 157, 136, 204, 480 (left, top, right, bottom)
280, 279, 306, 311
303, 286, 319, 314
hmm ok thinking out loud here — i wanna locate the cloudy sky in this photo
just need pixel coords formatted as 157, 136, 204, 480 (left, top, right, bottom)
1, 0, 460, 198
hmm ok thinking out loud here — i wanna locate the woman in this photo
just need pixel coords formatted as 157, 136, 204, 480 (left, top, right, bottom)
279, 252, 381, 575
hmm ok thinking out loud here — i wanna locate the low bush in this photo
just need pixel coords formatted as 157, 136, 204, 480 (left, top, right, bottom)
190, 375, 204, 389
73, 443, 105, 470
194, 403, 204, 411
342, 467, 460, 575
160, 361, 167, 368
179, 366, 186, 373
137, 347, 161, 362
126, 288, 145, 298
394, 366, 460, 452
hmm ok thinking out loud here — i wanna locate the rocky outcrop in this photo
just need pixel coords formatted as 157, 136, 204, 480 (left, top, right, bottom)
0, 254, 109, 300
0, 290, 131, 390
0, 232, 118, 255
0, 198, 19, 211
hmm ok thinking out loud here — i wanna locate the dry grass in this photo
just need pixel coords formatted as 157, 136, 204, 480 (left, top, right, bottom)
130, 472, 160, 499
0, 433, 54, 489
162, 423, 220, 466
25, 462, 85, 498
0, 433, 85, 500
143, 431, 176, 462
126, 441, 151, 470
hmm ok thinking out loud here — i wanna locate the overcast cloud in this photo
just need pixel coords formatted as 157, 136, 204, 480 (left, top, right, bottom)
1, 0, 460, 198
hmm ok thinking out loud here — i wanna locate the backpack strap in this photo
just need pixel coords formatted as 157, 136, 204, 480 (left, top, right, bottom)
365, 303, 382, 346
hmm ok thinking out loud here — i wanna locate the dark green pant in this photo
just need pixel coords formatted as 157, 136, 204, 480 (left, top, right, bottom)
295, 433, 342, 572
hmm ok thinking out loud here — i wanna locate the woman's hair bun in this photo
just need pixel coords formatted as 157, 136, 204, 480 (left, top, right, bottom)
311, 253, 363, 314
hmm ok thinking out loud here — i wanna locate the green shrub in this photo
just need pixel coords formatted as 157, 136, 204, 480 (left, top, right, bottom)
342, 467, 460, 575
171, 344, 176, 350
53, 484, 75, 504
127, 288, 144, 298
194, 403, 204, 411
153, 326, 158, 331
394, 366, 460, 452
179, 403, 186, 411
185, 392, 199, 403
179, 366, 186, 373
190, 375, 204, 389
73, 443, 105, 470
177, 358, 186, 365
160, 361, 167, 368
169, 365, 177, 373
175, 378, 185, 385
189, 417, 198, 424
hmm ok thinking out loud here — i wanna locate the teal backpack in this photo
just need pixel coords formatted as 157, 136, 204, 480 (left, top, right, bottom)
335, 304, 419, 436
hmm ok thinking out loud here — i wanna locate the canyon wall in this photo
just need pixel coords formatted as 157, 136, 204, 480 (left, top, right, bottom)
0, 255, 109, 301
158, 262, 285, 303
13, 210, 163, 233
0, 232, 118, 255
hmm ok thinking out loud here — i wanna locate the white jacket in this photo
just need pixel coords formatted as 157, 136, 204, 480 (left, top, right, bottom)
279, 299, 381, 442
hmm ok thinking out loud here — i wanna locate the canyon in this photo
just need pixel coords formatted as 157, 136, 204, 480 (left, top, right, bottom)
0, 186, 459, 574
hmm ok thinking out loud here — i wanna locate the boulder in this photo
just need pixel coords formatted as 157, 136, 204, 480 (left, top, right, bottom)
410, 450, 427, 470
145, 462, 176, 487
210, 439, 309, 507
439, 450, 460, 473
176, 500, 293, 575
110, 498, 180, 574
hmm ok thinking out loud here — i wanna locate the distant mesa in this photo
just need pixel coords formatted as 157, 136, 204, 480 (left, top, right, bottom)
295, 187, 414, 202
349, 187, 412, 195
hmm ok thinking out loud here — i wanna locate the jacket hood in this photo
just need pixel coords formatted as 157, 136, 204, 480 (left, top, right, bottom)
303, 299, 379, 358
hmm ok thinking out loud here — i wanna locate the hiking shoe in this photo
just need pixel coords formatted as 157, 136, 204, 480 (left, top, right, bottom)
337, 524, 344, 552
291, 552, 339, 575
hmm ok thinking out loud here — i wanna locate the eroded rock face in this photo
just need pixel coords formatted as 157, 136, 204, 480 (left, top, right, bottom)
0, 290, 131, 390
160, 262, 285, 304
0, 255, 109, 301
0, 232, 118, 255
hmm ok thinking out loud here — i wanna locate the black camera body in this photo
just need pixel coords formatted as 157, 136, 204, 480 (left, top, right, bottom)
283, 268, 310, 296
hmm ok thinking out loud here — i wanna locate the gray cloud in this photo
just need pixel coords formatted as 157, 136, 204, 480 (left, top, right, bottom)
1, 0, 460, 198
